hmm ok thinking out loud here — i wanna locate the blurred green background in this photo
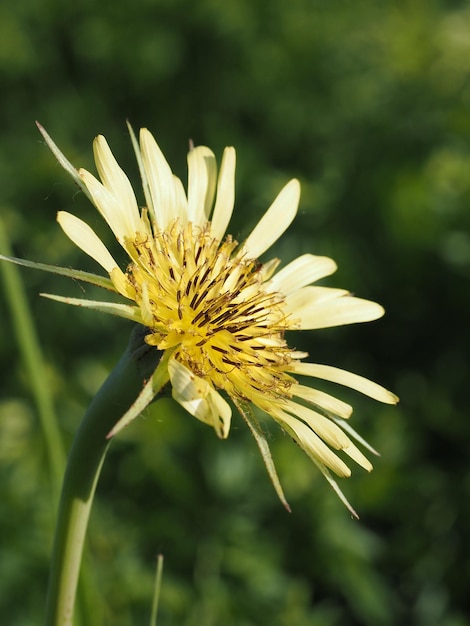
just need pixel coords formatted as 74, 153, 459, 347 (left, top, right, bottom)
1, 1, 469, 625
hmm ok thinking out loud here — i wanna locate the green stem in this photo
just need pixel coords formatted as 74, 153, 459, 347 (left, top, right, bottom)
45, 326, 166, 626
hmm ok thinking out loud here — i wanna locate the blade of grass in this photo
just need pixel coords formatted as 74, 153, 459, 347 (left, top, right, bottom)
0, 217, 65, 494
150, 554, 164, 626
0, 216, 94, 626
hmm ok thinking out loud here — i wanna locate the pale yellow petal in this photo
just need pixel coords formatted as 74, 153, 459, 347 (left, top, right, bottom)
240, 179, 300, 259
269, 254, 338, 295
210, 147, 236, 241
140, 281, 154, 326
57, 211, 118, 274
291, 362, 399, 404
342, 441, 373, 472
187, 146, 217, 226
291, 384, 353, 418
291, 295, 385, 329
168, 358, 232, 438
79, 169, 130, 243
284, 286, 350, 315
259, 257, 281, 282
272, 409, 351, 477
283, 401, 351, 449
286, 402, 373, 471
110, 267, 135, 300
140, 128, 176, 228
93, 135, 142, 234
208, 388, 233, 439
172, 175, 189, 220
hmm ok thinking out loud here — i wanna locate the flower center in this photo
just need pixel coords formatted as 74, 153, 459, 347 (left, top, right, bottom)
126, 220, 295, 402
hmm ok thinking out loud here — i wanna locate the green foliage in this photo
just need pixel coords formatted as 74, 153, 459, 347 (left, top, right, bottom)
1, 1, 469, 624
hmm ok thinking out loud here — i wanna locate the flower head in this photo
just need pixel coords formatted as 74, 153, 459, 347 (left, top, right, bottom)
37, 123, 398, 515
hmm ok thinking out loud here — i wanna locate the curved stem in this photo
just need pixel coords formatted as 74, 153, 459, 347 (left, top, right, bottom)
45, 326, 165, 626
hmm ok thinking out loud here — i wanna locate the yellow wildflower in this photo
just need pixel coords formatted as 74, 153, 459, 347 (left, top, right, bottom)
37, 124, 398, 514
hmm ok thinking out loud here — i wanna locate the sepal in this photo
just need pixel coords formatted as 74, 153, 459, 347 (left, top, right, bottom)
0, 254, 116, 291
36, 121, 93, 203
41, 293, 142, 322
